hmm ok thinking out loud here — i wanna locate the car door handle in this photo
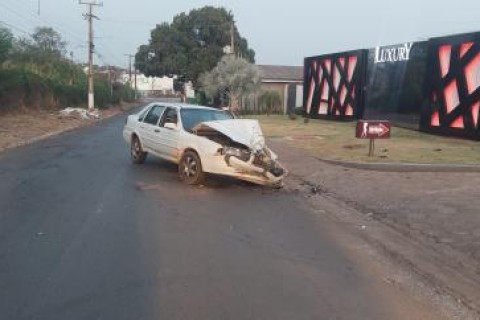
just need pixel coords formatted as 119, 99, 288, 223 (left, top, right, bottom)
154, 129, 160, 133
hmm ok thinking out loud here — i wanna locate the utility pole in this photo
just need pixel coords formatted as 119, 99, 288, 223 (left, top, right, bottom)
134, 60, 137, 99
124, 54, 133, 84
107, 65, 113, 98
80, 1, 102, 111
124, 54, 137, 99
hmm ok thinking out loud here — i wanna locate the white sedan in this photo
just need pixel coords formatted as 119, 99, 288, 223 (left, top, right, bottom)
123, 102, 287, 187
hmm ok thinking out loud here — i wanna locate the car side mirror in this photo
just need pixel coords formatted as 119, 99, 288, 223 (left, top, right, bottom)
164, 122, 178, 130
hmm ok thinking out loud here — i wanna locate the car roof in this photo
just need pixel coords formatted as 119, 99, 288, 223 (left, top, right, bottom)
146, 102, 219, 111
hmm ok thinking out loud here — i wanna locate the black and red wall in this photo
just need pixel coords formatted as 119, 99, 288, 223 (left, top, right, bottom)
420, 32, 480, 140
304, 50, 368, 120
303, 31, 480, 140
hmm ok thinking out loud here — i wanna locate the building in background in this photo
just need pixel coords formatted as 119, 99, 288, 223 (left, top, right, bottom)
304, 31, 480, 140
121, 73, 174, 97
304, 51, 367, 120
364, 42, 428, 129
241, 65, 303, 114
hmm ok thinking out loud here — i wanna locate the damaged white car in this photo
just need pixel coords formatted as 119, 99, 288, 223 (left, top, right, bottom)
123, 103, 287, 187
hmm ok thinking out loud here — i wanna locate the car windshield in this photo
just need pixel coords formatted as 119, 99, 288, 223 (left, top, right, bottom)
181, 108, 234, 132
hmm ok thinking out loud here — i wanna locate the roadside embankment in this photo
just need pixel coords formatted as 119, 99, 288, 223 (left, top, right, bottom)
0, 102, 140, 153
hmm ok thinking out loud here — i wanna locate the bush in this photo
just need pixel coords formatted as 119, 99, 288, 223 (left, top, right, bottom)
0, 68, 50, 111
0, 25, 143, 112
112, 83, 135, 104
187, 91, 208, 105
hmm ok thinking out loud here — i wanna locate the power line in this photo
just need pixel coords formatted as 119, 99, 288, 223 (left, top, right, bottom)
0, 20, 30, 35
0, 1, 85, 47
94, 41, 124, 67
0, 3, 43, 30
9, 0, 122, 65
99, 18, 153, 27
0, 3, 37, 34
2, 0, 135, 69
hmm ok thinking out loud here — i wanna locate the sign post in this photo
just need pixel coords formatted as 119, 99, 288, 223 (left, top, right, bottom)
356, 120, 391, 156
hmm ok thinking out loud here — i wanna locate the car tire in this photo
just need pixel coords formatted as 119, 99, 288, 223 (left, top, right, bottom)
178, 150, 205, 185
131, 135, 147, 164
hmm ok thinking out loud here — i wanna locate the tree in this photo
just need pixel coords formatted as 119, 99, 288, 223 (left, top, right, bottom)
31, 27, 67, 58
9, 27, 78, 84
199, 55, 260, 111
136, 6, 255, 85
0, 27, 14, 64
12, 26, 68, 65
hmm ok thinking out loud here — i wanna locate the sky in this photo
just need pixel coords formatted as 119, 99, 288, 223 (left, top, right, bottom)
1, 0, 479, 69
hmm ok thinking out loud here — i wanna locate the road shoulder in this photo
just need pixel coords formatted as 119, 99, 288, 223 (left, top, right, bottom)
0, 103, 140, 154
272, 139, 480, 317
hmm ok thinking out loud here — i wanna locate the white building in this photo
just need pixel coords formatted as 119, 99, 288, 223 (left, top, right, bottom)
121, 73, 174, 96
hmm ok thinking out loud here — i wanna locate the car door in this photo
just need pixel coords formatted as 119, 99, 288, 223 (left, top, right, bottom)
139, 105, 165, 155
156, 107, 180, 161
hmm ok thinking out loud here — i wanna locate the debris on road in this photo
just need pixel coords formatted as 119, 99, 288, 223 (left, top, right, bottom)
310, 185, 325, 194
59, 107, 100, 120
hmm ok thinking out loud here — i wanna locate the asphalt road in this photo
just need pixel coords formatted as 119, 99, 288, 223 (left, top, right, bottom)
0, 112, 445, 320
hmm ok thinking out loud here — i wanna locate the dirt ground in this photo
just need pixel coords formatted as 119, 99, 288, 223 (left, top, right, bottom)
0, 103, 138, 152
254, 116, 480, 266
269, 138, 480, 311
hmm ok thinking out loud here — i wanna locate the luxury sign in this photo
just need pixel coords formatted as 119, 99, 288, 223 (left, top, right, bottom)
374, 42, 413, 64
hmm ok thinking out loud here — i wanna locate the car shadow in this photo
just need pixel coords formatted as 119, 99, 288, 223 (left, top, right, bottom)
141, 157, 276, 191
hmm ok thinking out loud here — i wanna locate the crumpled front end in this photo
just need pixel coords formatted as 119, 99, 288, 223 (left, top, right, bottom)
193, 119, 288, 187
220, 145, 288, 187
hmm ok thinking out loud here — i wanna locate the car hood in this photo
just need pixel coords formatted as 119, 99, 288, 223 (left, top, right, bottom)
193, 119, 266, 151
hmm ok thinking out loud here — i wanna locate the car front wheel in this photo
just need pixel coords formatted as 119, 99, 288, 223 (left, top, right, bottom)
131, 135, 147, 164
178, 150, 205, 185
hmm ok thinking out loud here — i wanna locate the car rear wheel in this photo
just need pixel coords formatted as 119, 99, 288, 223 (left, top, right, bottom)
178, 150, 205, 185
131, 135, 147, 164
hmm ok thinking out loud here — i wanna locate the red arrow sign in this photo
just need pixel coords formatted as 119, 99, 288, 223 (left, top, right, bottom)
356, 120, 391, 139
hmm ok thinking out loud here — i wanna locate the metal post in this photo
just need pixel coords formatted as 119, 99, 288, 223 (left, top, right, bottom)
368, 139, 375, 157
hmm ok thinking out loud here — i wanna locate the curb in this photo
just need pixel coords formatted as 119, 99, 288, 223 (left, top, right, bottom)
317, 157, 480, 173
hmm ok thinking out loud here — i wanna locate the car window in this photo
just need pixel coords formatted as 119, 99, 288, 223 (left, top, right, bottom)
159, 107, 178, 127
180, 108, 234, 132
143, 106, 165, 125
137, 105, 151, 122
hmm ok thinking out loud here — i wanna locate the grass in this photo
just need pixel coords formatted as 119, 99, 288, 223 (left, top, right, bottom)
248, 115, 480, 165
